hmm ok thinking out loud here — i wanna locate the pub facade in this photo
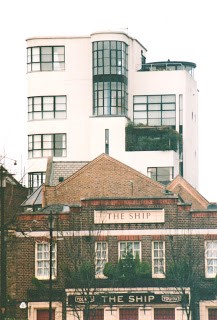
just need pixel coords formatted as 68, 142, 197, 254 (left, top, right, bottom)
7, 154, 217, 320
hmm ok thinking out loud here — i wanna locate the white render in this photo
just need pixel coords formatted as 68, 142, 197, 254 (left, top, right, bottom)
26, 31, 198, 189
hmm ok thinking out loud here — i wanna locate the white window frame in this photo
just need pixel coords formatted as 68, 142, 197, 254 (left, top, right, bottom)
152, 241, 165, 278
95, 241, 108, 278
118, 241, 141, 260
35, 242, 57, 280
205, 241, 217, 278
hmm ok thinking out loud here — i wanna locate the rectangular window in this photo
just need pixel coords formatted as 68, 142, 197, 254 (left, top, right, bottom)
205, 241, 217, 278
147, 167, 174, 184
152, 241, 165, 278
133, 95, 176, 127
35, 242, 57, 280
154, 308, 175, 320
179, 94, 183, 133
95, 242, 108, 278
27, 46, 65, 72
105, 129, 109, 154
119, 309, 138, 320
119, 241, 141, 259
28, 134, 66, 158
28, 172, 46, 193
28, 96, 67, 120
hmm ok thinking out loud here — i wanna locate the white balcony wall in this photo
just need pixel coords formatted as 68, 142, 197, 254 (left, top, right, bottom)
131, 69, 198, 187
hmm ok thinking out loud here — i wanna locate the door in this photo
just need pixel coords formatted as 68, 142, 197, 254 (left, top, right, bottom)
37, 309, 55, 320
209, 309, 217, 320
154, 308, 175, 320
119, 308, 138, 320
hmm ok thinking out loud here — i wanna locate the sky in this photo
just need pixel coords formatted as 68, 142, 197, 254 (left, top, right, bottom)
0, 0, 216, 201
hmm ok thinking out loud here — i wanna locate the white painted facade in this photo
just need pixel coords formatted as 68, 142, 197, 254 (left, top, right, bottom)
26, 31, 198, 190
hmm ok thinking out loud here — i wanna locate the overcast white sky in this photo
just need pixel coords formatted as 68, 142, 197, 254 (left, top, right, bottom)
0, 0, 216, 201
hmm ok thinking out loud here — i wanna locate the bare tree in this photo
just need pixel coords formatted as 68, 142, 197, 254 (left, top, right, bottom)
61, 208, 106, 320
166, 234, 204, 320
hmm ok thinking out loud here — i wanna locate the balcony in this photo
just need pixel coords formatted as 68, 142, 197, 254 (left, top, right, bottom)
125, 123, 182, 152
138, 60, 196, 77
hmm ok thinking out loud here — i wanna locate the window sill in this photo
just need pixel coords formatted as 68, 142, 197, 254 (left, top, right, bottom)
95, 274, 107, 279
152, 274, 165, 279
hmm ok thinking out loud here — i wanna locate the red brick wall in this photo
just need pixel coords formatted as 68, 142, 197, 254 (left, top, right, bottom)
44, 155, 165, 206
6, 189, 217, 319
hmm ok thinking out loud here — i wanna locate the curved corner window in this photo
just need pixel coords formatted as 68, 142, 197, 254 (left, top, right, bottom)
27, 46, 65, 72
93, 81, 128, 116
92, 40, 128, 117
93, 41, 128, 76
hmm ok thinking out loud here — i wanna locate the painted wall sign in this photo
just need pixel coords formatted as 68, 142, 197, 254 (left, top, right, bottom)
68, 293, 187, 306
94, 209, 165, 224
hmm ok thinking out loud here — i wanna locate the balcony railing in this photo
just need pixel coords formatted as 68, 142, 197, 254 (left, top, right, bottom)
138, 60, 196, 77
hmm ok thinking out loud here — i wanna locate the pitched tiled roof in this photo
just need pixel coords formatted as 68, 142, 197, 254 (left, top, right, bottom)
166, 175, 209, 210
22, 159, 89, 208
46, 157, 89, 186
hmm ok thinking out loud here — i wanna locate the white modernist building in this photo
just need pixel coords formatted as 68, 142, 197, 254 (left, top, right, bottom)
26, 31, 198, 192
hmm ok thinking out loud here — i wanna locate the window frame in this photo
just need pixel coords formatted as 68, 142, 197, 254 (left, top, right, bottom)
28, 95, 67, 120
205, 241, 217, 278
147, 167, 174, 184
28, 133, 67, 158
93, 40, 128, 76
95, 241, 108, 278
93, 81, 128, 116
28, 172, 46, 193
27, 46, 65, 72
118, 241, 141, 260
133, 94, 176, 127
35, 241, 57, 280
152, 241, 165, 278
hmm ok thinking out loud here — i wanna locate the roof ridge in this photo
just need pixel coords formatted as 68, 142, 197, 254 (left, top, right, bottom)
54, 153, 165, 190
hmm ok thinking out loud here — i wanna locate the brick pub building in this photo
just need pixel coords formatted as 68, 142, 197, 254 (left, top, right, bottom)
0, 165, 28, 320
6, 154, 217, 320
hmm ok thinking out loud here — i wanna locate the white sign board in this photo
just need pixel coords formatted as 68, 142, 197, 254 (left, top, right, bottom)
94, 209, 165, 224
